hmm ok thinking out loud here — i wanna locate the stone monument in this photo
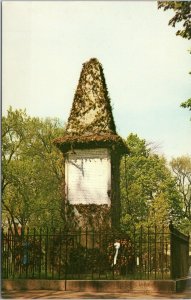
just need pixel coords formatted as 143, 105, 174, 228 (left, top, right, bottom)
54, 58, 128, 229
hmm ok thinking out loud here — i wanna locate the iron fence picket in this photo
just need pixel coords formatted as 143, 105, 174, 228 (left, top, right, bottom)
32, 228, 36, 278
147, 226, 150, 279
161, 226, 164, 279
45, 227, 48, 279
154, 225, 157, 279
140, 225, 143, 279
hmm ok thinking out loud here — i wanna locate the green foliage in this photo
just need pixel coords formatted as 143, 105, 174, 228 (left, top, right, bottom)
120, 134, 182, 230
2, 107, 65, 230
170, 155, 191, 233
181, 98, 191, 111
181, 97, 191, 120
158, 2, 191, 115
158, 1, 191, 40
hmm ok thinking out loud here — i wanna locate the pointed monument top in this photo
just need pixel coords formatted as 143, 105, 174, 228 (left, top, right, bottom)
66, 57, 116, 135
54, 58, 128, 154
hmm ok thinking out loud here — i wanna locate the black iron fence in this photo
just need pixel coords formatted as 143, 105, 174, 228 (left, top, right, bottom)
1, 225, 189, 280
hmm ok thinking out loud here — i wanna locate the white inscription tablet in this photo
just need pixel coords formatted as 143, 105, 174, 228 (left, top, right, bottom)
65, 148, 111, 205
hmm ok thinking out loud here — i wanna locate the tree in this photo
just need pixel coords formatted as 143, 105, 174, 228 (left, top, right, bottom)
170, 155, 191, 232
2, 107, 65, 231
158, 1, 191, 40
120, 134, 182, 230
158, 1, 191, 113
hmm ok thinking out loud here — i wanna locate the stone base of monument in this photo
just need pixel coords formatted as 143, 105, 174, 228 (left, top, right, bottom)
72, 204, 112, 230
2, 279, 178, 293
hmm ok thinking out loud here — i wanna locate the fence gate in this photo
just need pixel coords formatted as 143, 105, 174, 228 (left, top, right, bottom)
170, 223, 189, 279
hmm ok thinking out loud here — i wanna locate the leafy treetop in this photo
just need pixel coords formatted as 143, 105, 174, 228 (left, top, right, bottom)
158, 1, 191, 40
158, 1, 191, 114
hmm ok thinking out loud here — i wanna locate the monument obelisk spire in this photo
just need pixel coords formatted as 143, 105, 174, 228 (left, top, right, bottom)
54, 58, 128, 229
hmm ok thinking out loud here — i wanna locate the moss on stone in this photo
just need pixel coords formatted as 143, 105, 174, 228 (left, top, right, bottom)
54, 58, 128, 154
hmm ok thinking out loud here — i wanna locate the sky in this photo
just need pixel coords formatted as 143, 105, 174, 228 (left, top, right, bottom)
2, 1, 191, 160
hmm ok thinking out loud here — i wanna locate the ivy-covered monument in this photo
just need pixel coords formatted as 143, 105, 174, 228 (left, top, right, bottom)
54, 58, 128, 230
